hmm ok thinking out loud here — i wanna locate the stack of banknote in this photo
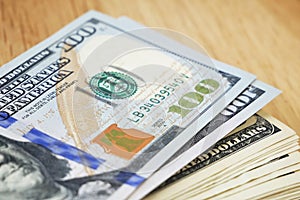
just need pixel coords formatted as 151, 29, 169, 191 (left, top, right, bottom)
0, 11, 298, 200
141, 111, 300, 200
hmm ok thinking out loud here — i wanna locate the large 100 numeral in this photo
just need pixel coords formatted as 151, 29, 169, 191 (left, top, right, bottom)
168, 79, 219, 118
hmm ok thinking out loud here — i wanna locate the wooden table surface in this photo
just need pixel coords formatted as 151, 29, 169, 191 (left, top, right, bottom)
0, 0, 299, 135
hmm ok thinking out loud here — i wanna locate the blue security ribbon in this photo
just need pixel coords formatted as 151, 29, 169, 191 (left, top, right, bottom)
0, 111, 104, 169
115, 171, 145, 187
24, 128, 104, 169
0, 111, 17, 128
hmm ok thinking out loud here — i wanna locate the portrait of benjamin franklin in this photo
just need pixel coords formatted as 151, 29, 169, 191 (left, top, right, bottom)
0, 134, 124, 200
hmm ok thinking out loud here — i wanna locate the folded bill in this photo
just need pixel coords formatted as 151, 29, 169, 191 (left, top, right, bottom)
222, 169, 300, 200
212, 152, 300, 199
116, 16, 281, 200
145, 111, 298, 200
128, 80, 281, 199
0, 11, 255, 199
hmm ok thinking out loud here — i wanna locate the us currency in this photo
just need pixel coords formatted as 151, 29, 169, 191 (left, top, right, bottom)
154, 126, 299, 199
145, 111, 298, 200
180, 129, 299, 199
0, 11, 255, 199
128, 80, 280, 199
194, 140, 300, 198
210, 152, 300, 199
219, 165, 300, 200
180, 146, 300, 199
116, 17, 280, 200
173, 129, 299, 199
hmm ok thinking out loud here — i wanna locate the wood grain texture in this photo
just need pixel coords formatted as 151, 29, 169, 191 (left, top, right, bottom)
0, 0, 299, 134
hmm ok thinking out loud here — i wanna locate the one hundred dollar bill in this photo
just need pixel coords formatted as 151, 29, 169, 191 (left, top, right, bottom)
0, 11, 255, 199
127, 80, 281, 200
116, 17, 281, 200
205, 151, 300, 199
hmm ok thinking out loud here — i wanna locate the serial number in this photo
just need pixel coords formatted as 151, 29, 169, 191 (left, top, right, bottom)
127, 74, 189, 123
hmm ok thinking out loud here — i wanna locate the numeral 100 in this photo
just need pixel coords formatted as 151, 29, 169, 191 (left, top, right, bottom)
168, 79, 220, 118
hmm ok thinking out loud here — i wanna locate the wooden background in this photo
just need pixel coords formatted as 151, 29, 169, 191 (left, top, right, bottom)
0, 0, 299, 135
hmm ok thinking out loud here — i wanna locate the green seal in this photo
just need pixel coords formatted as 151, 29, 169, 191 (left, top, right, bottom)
89, 72, 137, 99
